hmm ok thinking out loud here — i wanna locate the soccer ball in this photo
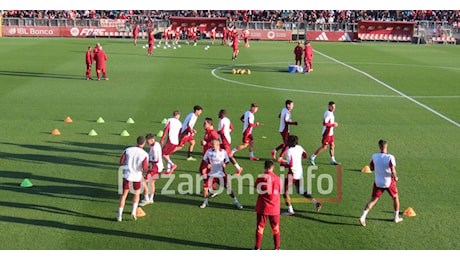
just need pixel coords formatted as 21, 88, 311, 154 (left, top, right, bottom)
240, 69, 246, 74
173, 46, 176, 49
178, 45, 181, 48
163, 46, 167, 49
232, 69, 236, 74
236, 69, 241, 74
247, 69, 251, 75
142, 46, 146, 49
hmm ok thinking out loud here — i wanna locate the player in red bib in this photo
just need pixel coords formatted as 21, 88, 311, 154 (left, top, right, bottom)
254, 160, 281, 250
85, 46, 92, 80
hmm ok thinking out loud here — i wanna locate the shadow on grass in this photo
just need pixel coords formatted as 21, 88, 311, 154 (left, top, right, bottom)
0, 70, 82, 80
1, 141, 120, 157
0, 215, 243, 249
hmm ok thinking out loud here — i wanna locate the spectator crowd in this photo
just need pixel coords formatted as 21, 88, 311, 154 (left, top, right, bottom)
3, 10, 459, 27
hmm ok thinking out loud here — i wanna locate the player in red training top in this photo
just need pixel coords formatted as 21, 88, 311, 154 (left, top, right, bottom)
231, 33, 239, 61
254, 160, 281, 250
94, 43, 108, 80
231, 103, 262, 160
222, 26, 227, 45
199, 117, 220, 177
271, 100, 298, 162
243, 28, 250, 47
147, 30, 154, 56
294, 43, 303, 66
173, 26, 181, 47
85, 46, 92, 80
210, 27, 217, 45
304, 41, 314, 73
133, 24, 140, 46
117, 136, 149, 222
187, 26, 198, 46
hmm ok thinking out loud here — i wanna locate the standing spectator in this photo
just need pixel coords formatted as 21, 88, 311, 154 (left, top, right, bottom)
254, 160, 281, 250
309, 101, 340, 165
271, 100, 298, 162
117, 136, 149, 222
139, 133, 164, 206
304, 41, 313, 73
293, 42, 303, 66
231, 103, 262, 161
359, 139, 403, 226
94, 43, 108, 80
160, 110, 182, 174
85, 46, 93, 80
199, 138, 243, 209
281, 135, 322, 215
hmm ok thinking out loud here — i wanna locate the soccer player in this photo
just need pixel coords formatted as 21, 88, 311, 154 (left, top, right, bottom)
231, 103, 261, 161
243, 28, 250, 47
254, 160, 281, 250
218, 109, 243, 174
231, 33, 239, 61
177, 105, 203, 161
222, 26, 227, 45
309, 101, 340, 165
199, 138, 243, 210
210, 27, 217, 45
160, 110, 182, 174
94, 43, 108, 80
85, 46, 92, 80
281, 135, 322, 215
133, 23, 140, 46
304, 41, 313, 73
173, 26, 181, 46
187, 25, 198, 46
139, 133, 164, 206
147, 30, 154, 56
117, 136, 149, 222
199, 117, 220, 178
271, 100, 298, 162
294, 42, 303, 66
359, 140, 403, 226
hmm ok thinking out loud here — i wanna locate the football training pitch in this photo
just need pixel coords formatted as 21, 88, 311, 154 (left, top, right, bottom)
0, 37, 458, 251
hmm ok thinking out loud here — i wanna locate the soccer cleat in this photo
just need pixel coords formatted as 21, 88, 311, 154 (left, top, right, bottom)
309, 155, 315, 166
359, 218, 366, 227
186, 157, 197, 161
139, 199, 153, 207
105, 78, 109, 81
270, 150, 277, 159
117, 216, 122, 222
97, 78, 101, 81
165, 164, 177, 175
236, 167, 243, 175
315, 202, 322, 212
210, 192, 219, 198
235, 202, 243, 209
330, 160, 340, 165
282, 211, 295, 216
250, 157, 260, 161
199, 201, 208, 208
394, 217, 404, 224
131, 214, 137, 221
277, 157, 287, 163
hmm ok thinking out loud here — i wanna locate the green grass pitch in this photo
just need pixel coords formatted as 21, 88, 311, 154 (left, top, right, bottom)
0, 37, 459, 251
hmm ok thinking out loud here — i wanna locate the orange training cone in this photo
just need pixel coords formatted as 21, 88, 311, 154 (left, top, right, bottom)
403, 207, 416, 217
64, 116, 73, 123
361, 165, 372, 173
136, 207, 146, 217
52, 129, 61, 135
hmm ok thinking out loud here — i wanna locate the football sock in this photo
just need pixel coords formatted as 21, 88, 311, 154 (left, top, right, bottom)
149, 194, 154, 201
117, 207, 123, 218
311, 154, 317, 159
131, 203, 138, 215
234, 163, 241, 170
394, 211, 400, 218
361, 210, 369, 219
233, 197, 239, 203
250, 152, 255, 157
331, 156, 336, 162
288, 205, 294, 213
231, 148, 237, 153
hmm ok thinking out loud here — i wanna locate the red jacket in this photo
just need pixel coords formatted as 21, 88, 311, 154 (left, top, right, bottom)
255, 171, 281, 216
94, 49, 107, 69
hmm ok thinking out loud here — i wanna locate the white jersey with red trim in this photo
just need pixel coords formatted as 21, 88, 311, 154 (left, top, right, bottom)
165, 117, 182, 145
218, 116, 233, 144
285, 145, 307, 179
321, 109, 335, 136
122, 146, 149, 182
279, 107, 292, 132
203, 148, 230, 177
149, 141, 164, 172
371, 153, 396, 188
181, 112, 198, 136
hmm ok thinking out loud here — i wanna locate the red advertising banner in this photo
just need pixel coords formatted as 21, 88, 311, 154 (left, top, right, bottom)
249, 30, 292, 40
358, 21, 415, 41
2, 26, 130, 37
169, 17, 227, 33
306, 31, 358, 42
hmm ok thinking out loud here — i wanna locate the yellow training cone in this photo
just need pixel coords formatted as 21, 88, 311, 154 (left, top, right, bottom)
403, 207, 416, 217
136, 207, 146, 217
361, 165, 372, 173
